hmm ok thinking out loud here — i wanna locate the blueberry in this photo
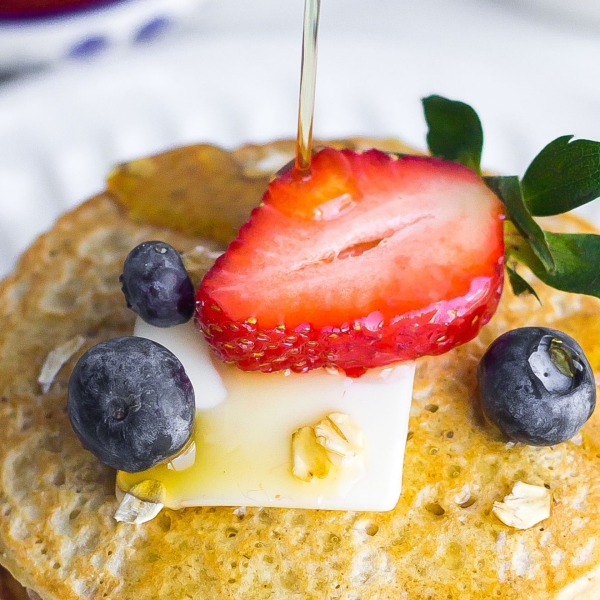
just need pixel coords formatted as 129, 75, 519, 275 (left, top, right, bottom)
120, 241, 194, 327
68, 337, 195, 472
478, 327, 596, 446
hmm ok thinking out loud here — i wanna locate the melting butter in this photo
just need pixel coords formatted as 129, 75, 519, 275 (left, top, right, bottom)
117, 320, 415, 512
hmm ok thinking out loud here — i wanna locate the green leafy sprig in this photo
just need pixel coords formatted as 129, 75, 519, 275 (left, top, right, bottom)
422, 94, 600, 301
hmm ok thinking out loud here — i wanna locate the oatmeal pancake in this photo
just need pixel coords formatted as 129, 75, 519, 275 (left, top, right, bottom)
0, 139, 599, 599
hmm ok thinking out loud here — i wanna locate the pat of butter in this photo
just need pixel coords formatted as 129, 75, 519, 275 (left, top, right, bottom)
117, 320, 415, 512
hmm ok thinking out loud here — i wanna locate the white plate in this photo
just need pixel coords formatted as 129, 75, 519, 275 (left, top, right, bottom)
506, 0, 600, 27
0, 0, 209, 71
1, 1, 600, 278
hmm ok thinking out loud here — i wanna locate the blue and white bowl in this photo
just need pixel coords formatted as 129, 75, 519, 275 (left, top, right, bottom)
0, 0, 209, 72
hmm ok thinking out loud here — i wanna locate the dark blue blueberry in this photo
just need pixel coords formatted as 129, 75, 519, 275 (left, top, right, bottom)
68, 336, 195, 472
478, 327, 596, 446
120, 241, 195, 327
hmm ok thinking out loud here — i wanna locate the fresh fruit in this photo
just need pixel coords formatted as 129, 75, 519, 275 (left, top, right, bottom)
68, 337, 195, 472
197, 147, 505, 377
478, 327, 596, 446
120, 241, 194, 327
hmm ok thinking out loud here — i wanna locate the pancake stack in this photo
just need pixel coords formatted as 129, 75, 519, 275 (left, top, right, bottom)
0, 139, 599, 599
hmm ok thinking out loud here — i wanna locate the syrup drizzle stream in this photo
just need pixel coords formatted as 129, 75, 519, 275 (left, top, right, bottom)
295, 0, 321, 173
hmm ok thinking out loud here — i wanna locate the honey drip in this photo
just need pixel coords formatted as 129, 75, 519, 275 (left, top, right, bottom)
295, 0, 321, 173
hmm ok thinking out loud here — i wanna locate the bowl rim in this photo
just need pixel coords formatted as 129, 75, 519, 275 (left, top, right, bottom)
0, 0, 130, 23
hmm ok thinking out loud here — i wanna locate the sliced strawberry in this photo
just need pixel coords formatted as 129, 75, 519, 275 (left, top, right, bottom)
196, 148, 504, 377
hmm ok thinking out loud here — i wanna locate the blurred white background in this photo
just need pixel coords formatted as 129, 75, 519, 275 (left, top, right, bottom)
1, 0, 600, 278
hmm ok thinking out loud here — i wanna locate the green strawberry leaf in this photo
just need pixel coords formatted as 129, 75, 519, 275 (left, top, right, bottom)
484, 175, 555, 273
422, 95, 483, 174
522, 135, 600, 216
505, 264, 541, 304
511, 230, 600, 298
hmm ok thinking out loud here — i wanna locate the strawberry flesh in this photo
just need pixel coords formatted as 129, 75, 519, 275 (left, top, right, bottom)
197, 148, 504, 377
